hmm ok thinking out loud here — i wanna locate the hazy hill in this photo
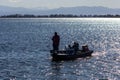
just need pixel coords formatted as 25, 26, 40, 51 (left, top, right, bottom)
0, 6, 120, 15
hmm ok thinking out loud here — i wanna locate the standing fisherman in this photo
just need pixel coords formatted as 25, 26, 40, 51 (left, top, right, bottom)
52, 32, 60, 51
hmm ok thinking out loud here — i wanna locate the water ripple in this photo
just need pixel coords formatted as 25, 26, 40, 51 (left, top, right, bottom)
0, 18, 120, 80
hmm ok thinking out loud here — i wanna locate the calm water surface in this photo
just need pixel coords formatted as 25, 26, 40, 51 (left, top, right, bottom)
0, 18, 120, 80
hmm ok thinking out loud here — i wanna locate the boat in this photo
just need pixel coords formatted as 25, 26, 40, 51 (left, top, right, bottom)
50, 50, 93, 61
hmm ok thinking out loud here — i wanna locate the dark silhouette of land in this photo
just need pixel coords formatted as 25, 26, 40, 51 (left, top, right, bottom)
0, 14, 120, 18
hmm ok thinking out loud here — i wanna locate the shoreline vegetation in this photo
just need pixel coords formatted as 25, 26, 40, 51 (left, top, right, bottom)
0, 14, 120, 18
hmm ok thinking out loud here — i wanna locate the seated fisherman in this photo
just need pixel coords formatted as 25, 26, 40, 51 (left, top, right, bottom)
65, 45, 74, 55
72, 42, 79, 54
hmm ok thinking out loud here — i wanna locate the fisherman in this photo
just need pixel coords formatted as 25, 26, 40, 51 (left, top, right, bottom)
65, 44, 74, 55
52, 32, 60, 51
72, 42, 79, 54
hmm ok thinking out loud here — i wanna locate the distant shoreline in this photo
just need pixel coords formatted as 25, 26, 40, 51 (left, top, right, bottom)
0, 14, 120, 18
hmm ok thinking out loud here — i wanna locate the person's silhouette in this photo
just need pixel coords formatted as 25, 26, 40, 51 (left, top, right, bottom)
52, 32, 60, 51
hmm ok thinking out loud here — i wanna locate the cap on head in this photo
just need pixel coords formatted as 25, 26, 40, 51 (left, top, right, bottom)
54, 32, 57, 35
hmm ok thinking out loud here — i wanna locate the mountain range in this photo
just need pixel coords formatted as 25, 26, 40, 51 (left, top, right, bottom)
0, 6, 120, 16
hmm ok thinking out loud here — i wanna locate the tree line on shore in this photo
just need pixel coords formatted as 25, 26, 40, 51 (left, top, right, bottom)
0, 14, 120, 18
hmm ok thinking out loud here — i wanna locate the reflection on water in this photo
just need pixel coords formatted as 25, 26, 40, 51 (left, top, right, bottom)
0, 18, 120, 80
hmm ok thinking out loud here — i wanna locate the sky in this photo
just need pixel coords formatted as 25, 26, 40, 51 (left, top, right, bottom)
0, 0, 120, 9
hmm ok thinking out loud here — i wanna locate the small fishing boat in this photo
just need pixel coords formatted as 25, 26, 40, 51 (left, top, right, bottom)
50, 50, 93, 61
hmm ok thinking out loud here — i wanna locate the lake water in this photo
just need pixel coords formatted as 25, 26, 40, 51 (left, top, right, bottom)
0, 18, 120, 80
